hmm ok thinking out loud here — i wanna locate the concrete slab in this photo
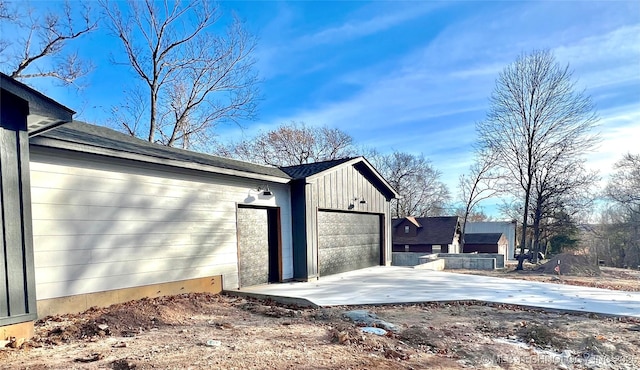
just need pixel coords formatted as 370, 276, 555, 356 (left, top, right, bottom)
237, 266, 640, 318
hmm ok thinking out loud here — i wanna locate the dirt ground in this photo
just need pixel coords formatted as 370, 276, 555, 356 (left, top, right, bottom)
453, 260, 640, 292
1, 293, 639, 370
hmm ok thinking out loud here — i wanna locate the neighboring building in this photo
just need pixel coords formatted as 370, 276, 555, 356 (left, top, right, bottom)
463, 233, 508, 257
1, 73, 398, 340
464, 221, 517, 260
392, 216, 462, 254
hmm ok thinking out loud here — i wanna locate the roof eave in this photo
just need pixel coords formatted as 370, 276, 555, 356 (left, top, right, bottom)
1, 73, 75, 136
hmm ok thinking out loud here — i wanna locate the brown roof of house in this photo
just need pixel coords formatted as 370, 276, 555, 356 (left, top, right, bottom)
464, 233, 504, 244
393, 216, 460, 245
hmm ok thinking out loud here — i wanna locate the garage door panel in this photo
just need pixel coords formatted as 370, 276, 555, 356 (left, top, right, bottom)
318, 211, 380, 276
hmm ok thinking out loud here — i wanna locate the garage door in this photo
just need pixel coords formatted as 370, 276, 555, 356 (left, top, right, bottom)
317, 211, 381, 276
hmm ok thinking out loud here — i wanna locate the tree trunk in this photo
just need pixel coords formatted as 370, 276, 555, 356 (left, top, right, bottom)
461, 204, 471, 254
531, 205, 542, 264
149, 84, 157, 143
517, 188, 532, 270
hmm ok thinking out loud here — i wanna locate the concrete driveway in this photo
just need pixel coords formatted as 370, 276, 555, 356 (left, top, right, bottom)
237, 266, 640, 318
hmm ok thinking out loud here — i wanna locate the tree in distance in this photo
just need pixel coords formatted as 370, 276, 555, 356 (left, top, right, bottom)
217, 121, 357, 167
601, 153, 640, 268
606, 153, 640, 215
476, 50, 599, 270
458, 149, 502, 252
369, 150, 450, 218
218, 122, 449, 219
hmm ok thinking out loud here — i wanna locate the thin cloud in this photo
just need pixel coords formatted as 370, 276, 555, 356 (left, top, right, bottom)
256, 2, 441, 78
298, 4, 440, 47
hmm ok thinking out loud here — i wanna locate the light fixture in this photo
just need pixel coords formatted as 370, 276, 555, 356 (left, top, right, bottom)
352, 196, 366, 205
257, 185, 272, 196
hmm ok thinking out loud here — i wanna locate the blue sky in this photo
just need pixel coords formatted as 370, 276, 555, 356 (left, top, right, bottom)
17, 0, 640, 213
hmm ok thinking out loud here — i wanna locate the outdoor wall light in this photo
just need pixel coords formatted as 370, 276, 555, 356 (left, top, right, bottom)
352, 197, 367, 205
257, 185, 273, 196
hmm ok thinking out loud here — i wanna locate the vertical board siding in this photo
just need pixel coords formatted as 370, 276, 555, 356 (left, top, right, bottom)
314, 166, 388, 213
29, 149, 293, 298
1, 130, 27, 316
0, 128, 36, 324
304, 182, 316, 277
1, 129, 24, 317
18, 130, 37, 316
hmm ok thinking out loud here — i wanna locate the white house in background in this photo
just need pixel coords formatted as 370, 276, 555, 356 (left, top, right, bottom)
464, 221, 517, 261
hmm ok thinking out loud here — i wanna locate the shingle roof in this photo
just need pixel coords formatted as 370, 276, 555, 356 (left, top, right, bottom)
464, 233, 504, 244
393, 216, 460, 245
32, 121, 291, 179
280, 157, 356, 179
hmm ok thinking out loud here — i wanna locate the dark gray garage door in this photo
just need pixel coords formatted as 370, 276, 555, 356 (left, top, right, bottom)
237, 207, 269, 287
317, 211, 381, 276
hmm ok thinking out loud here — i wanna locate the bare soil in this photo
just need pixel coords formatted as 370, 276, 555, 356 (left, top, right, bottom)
453, 254, 640, 292
2, 293, 639, 369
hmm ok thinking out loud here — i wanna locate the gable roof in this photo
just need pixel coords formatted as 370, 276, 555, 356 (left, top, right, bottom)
464, 233, 504, 244
281, 156, 399, 200
30, 121, 291, 183
393, 216, 461, 245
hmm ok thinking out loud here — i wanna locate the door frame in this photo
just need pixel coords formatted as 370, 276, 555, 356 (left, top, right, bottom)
236, 204, 282, 287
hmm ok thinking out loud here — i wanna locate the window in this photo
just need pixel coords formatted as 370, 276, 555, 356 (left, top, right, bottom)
405, 245, 410, 252
404, 225, 410, 234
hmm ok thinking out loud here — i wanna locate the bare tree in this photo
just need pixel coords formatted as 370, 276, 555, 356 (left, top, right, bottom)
476, 50, 599, 270
458, 150, 501, 251
606, 153, 640, 214
529, 154, 598, 262
101, 0, 259, 149
0, 0, 97, 85
602, 153, 640, 269
0, 1, 13, 20
370, 151, 450, 218
218, 121, 356, 166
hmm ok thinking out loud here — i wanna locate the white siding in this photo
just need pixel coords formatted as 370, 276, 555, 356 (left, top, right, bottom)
465, 222, 517, 260
29, 150, 293, 299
